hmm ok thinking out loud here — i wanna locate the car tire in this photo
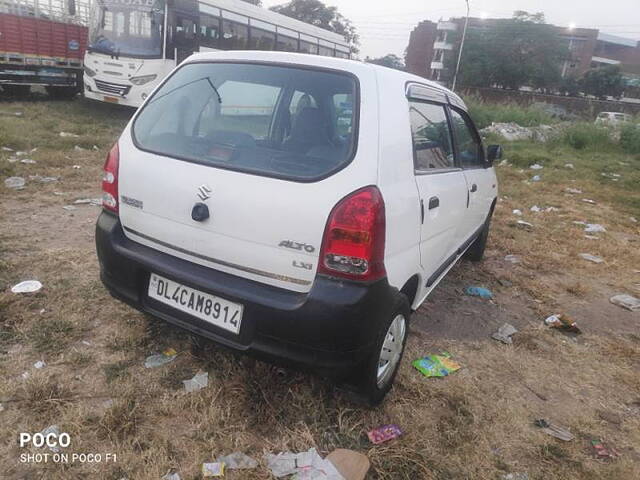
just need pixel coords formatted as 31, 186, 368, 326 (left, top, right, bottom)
359, 292, 411, 406
465, 208, 494, 262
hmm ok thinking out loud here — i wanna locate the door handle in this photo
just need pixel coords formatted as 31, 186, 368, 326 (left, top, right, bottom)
470, 184, 478, 193
428, 196, 439, 210
420, 199, 425, 224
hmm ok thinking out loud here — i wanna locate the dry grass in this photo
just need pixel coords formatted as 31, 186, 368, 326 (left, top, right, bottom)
1, 98, 639, 479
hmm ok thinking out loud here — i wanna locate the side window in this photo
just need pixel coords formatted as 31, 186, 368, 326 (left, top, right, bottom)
449, 108, 483, 168
333, 93, 353, 137
409, 101, 454, 171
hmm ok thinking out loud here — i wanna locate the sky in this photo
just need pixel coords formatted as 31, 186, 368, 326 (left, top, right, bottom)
261, 0, 640, 59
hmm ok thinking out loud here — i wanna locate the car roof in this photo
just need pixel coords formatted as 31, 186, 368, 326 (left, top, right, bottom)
184, 51, 465, 109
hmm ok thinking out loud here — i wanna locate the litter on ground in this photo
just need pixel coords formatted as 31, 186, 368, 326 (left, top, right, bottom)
609, 294, 640, 312
62, 205, 77, 211
144, 348, 177, 368
517, 220, 533, 228
491, 323, 518, 344
501, 474, 529, 480
565, 187, 582, 194
582, 199, 596, 204
512, 209, 523, 216
34, 360, 46, 369
20, 158, 36, 164
161, 472, 181, 480
183, 371, 208, 392
202, 462, 224, 477
1, 146, 14, 151
591, 439, 619, 459
413, 352, 461, 378
584, 235, 600, 240
326, 449, 370, 480
59, 131, 80, 138
534, 419, 574, 441
530, 164, 543, 170
564, 163, 574, 169
11, 280, 43, 293
265, 448, 344, 479
530, 205, 541, 212
544, 314, 581, 334
40, 425, 62, 452
584, 224, 606, 233
465, 286, 493, 299
367, 424, 403, 445
5, 176, 26, 189
579, 253, 604, 264
28, 175, 59, 183
73, 198, 102, 206
531, 175, 541, 182
216, 452, 258, 470
504, 254, 520, 264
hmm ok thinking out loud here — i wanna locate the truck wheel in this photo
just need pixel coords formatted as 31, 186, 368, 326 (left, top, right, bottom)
1, 85, 31, 97
465, 210, 493, 262
45, 86, 79, 99
359, 293, 410, 406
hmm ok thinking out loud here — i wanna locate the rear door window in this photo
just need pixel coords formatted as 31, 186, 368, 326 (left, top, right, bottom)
133, 62, 358, 181
409, 101, 454, 171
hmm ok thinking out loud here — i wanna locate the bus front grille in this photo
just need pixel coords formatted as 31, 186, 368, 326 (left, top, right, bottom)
94, 79, 131, 97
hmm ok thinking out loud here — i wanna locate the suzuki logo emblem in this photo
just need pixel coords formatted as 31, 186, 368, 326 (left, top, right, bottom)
197, 185, 212, 201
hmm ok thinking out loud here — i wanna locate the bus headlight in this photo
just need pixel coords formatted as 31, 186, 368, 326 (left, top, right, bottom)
130, 74, 157, 86
84, 65, 96, 77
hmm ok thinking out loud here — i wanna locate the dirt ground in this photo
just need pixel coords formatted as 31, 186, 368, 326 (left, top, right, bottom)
1, 97, 639, 480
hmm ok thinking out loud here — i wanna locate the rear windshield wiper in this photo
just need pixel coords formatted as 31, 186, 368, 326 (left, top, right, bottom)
148, 76, 222, 105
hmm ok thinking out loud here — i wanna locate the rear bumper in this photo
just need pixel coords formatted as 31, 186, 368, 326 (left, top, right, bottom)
95, 212, 397, 375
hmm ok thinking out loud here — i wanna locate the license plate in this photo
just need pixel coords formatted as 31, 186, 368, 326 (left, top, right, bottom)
148, 273, 243, 334
103, 95, 119, 103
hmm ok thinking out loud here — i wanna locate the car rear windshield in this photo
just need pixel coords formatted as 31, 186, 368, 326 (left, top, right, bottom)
132, 62, 358, 181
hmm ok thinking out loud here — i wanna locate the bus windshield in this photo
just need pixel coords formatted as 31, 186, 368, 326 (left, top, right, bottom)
89, 0, 165, 58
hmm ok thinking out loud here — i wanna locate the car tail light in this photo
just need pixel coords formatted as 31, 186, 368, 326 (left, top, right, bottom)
318, 186, 386, 281
102, 143, 119, 214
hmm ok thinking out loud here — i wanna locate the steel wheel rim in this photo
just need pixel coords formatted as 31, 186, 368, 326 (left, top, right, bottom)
376, 314, 406, 389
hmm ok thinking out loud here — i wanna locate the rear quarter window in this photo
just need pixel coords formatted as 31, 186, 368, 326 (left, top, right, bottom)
132, 62, 358, 181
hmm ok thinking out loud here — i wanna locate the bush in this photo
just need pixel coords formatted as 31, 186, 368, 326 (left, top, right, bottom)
465, 96, 556, 129
620, 122, 640, 154
559, 123, 614, 150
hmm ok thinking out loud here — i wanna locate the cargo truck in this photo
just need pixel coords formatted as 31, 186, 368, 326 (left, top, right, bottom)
0, 0, 89, 97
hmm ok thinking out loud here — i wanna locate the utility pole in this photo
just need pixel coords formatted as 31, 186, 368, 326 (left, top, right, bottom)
451, 0, 470, 92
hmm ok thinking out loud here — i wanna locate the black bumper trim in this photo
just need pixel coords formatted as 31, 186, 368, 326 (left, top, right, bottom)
96, 212, 398, 373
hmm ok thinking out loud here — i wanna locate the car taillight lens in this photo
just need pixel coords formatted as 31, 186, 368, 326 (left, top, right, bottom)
102, 143, 119, 214
318, 186, 386, 281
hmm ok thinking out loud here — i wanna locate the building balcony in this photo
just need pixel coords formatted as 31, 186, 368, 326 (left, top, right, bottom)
430, 61, 444, 70
433, 41, 454, 50
437, 21, 458, 31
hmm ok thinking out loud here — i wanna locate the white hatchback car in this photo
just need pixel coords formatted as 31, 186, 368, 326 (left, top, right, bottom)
96, 51, 500, 403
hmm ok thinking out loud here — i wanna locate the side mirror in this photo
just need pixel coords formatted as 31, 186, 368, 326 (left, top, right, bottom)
486, 144, 503, 165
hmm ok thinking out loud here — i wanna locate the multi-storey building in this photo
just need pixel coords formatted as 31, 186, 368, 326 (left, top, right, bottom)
405, 16, 640, 87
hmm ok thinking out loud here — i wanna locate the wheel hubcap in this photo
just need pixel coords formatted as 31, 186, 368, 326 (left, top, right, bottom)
376, 314, 407, 388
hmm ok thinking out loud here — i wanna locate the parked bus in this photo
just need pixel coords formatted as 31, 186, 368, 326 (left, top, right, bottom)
83, 0, 351, 107
0, 0, 89, 97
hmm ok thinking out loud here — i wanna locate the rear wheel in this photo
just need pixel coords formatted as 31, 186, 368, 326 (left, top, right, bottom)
45, 86, 79, 99
1, 84, 31, 97
465, 207, 494, 262
359, 293, 410, 405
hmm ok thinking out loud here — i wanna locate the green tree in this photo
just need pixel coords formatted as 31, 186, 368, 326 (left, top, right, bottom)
581, 65, 624, 100
270, 0, 359, 54
366, 54, 404, 70
447, 11, 568, 91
